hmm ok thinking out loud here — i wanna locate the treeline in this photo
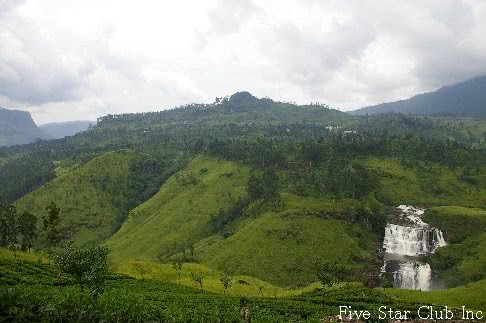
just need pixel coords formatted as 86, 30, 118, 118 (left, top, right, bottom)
1, 108, 485, 204
0, 201, 76, 253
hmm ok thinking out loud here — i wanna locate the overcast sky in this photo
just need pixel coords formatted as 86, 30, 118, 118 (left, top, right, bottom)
1, 0, 486, 124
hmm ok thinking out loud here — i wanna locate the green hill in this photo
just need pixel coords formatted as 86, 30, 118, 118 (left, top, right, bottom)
424, 206, 486, 287
196, 195, 379, 286
108, 156, 380, 286
107, 155, 250, 262
366, 158, 486, 207
15, 150, 161, 246
96, 91, 350, 129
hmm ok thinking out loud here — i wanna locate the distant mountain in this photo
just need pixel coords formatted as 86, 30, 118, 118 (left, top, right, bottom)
39, 120, 94, 139
352, 75, 486, 117
0, 107, 49, 147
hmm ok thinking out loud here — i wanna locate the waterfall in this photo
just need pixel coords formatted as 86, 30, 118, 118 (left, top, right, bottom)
381, 206, 446, 291
393, 262, 431, 291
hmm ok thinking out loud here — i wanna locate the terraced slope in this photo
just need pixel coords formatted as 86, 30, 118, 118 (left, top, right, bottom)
107, 155, 250, 262
16, 150, 141, 246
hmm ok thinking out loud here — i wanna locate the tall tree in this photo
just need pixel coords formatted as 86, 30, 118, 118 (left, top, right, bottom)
17, 211, 37, 251
0, 204, 17, 247
43, 202, 62, 247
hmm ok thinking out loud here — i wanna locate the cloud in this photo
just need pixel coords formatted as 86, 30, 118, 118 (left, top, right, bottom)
208, 0, 259, 34
1, 0, 486, 123
0, 0, 25, 13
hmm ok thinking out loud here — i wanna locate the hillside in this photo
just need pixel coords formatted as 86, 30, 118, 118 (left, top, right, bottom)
197, 194, 379, 286
108, 155, 380, 286
107, 155, 250, 261
39, 120, 94, 139
366, 158, 486, 207
352, 75, 486, 117
0, 107, 49, 146
15, 150, 166, 246
424, 206, 486, 287
96, 91, 350, 129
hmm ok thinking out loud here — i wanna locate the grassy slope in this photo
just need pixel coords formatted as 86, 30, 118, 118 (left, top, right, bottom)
423, 206, 486, 287
15, 150, 139, 246
114, 260, 321, 298
386, 279, 486, 311
108, 156, 379, 286
196, 194, 378, 286
0, 248, 419, 322
367, 158, 486, 207
107, 155, 250, 262
2, 248, 485, 321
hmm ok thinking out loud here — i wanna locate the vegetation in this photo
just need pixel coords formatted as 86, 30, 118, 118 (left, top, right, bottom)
54, 244, 109, 297
107, 156, 250, 262
2, 92, 486, 319
424, 206, 486, 287
14, 150, 180, 247
2, 249, 486, 322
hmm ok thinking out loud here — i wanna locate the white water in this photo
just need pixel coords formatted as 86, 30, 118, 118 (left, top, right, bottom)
394, 262, 432, 291
382, 206, 447, 291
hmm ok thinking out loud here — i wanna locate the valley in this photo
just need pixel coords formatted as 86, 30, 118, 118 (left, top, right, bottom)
1, 92, 486, 321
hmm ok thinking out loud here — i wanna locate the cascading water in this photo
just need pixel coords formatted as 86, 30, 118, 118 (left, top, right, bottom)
381, 205, 447, 291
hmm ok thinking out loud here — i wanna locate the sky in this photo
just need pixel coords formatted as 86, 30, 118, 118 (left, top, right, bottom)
1, 0, 486, 124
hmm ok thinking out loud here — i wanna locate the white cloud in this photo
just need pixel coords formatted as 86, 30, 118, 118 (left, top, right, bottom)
0, 0, 485, 123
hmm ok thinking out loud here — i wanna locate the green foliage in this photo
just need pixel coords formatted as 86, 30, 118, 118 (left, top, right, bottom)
54, 244, 109, 297
424, 206, 486, 287
316, 261, 348, 286
367, 159, 486, 207
107, 156, 249, 262
15, 150, 177, 247
220, 273, 233, 294
43, 202, 62, 247
198, 194, 379, 286
0, 152, 56, 204
0, 204, 17, 247
191, 272, 203, 289
172, 259, 183, 279
209, 197, 250, 233
2, 248, 486, 321
247, 168, 280, 203
17, 211, 37, 251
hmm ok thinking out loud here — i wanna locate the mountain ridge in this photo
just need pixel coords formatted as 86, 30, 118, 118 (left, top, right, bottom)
352, 75, 486, 117
39, 120, 94, 139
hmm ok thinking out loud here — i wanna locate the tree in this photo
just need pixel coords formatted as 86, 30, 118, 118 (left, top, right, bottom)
43, 202, 62, 247
262, 168, 280, 202
172, 259, 183, 280
0, 204, 17, 247
220, 273, 233, 294
17, 211, 37, 251
246, 169, 280, 203
258, 286, 264, 297
191, 272, 203, 289
247, 170, 264, 201
316, 261, 347, 287
54, 244, 109, 297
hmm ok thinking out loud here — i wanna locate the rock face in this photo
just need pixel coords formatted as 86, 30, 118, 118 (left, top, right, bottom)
0, 107, 49, 146
382, 205, 447, 291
